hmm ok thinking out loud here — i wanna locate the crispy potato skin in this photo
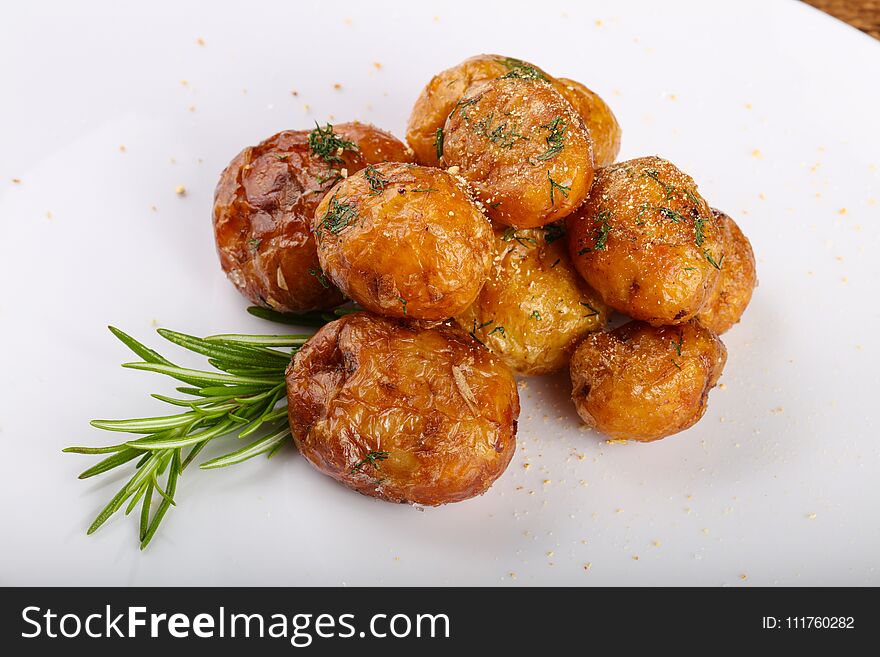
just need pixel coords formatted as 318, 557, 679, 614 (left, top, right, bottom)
455, 224, 608, 375
312, 163, 494, 321
286, 313, 520, 505
567, 156, 723, 325
696, 209, 757, 334
443, 77, 594, 228
570, 321, 726, 442
212, 123, 412, 313
555, 77, 621, 168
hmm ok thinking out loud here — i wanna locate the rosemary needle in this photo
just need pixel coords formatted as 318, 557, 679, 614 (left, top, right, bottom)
65, 325, 316, 550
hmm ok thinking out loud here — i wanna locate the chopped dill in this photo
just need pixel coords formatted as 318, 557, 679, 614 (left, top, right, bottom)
536, 117, 567, 161
548, 171, 571, 205
469, 319, 494, 345
671, 333, 683, 356
580, 302, 600, 318
704, 249, 724, 270
411, 187, 438, 193
317, 193, 358, 236
308, 122, 358, 164
434, 128, 444, 160
473, 112, 528, 149
694, 215, 707, 246
502, 227, 537, 247
247, 238, 261, 253
643, 169, 676, 200
351, 450, 389, 473
529, 310, 542, 321
488, 325, 506, 339
364, 164, 389, 196
498, 57, 547, 81
397, 296, 408, 316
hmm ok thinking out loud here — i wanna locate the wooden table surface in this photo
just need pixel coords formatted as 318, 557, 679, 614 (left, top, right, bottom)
805, 0, 880, 38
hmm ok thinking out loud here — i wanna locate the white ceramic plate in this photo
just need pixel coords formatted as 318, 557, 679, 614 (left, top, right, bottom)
2, 0, 879, 586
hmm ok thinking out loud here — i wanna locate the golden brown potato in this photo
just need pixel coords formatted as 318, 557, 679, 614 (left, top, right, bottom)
570, 321, 727, 442
312, 162, 494, 321
213, 122, 413, 313
695, 209, 757, 334
406, 54, 621, 171
567, 156, 723, 325
555, 77, 621, 167
406, 54, 550, 166
443, 77, 594, 228
286, 312, 520, 505
455, 224, 608, 375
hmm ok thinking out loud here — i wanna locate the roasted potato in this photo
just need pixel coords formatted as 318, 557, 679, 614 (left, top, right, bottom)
406, 54, 550, 167
286, 312, 520, 505
213, 122, 413, 313
407, 54, 621, 170
570, 320, 727, 442
312, 162, 494, 321
455, 224, 608, 375
567, 156, 723, 325
695, 209, 757, 334
555, 77, 621, 167
443, 77, 594, 228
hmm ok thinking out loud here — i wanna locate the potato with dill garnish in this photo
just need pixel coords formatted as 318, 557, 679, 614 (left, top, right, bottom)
695, 209, 757, 334
406, 54, 550, 166
567, 156, 723, 325
454, 223, 608, 375
286, 312, 519, 505
570, 320, 727, 442
406, 54, 621, 170
442, 76, 594, 228
212, 122, 413, 314
312, 163, 494, 321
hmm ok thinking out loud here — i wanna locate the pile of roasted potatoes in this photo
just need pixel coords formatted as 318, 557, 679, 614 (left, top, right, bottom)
212, 55, 756, 506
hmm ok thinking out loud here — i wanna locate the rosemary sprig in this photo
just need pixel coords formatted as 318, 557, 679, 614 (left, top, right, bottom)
65, 325, 315, 549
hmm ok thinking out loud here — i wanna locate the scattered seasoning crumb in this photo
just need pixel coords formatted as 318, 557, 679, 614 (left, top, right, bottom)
175, 185, 187, 196
594, 19, 603, 27
744, 103, 753, 110
718, 383, 727, 390
509, 572, 517, 580
583, 562, 592, 571
447, 165, 461, 175
807, 513, 817, 520
46, 211, 53, 219
522, 463, 531, 470
333, 83, 343, 90
546, 551, 554, 557
393, 556, 400, 562
542, 479, 551, 486
702, 528, 710, 535
632, 555, 640, 561
119, 145, 126, 153
615, 508, 624, 514
771, 406, 784, 414
838, 207, 847, 215
652, 540, 662, 548
739, 574, 748, 581
150, 205, 158, 212
188, 105, 196, 112
196, 37, 205, 46
751, 149, 762, 158
373, 62, 382, 70
11, 178, 21, 184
